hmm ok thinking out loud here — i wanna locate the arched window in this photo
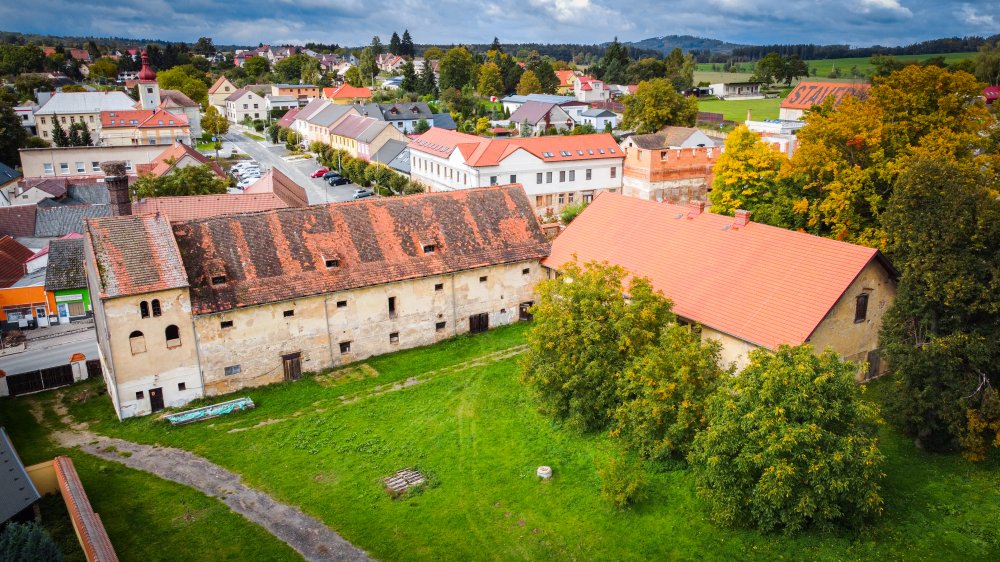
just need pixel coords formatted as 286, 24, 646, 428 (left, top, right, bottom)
139, 301, 149, 318
151, 299, 162, 317
165, 325, 181, 348
129, 330, 146, 355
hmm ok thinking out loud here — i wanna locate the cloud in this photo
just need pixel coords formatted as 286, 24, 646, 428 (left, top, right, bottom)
960, 4, 997, 27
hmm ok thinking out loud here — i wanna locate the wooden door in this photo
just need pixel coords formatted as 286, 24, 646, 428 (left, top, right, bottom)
283, 353, 302, 381
149, 387, 164, 413
519, 302, 534, 322
469, 313, 489, 334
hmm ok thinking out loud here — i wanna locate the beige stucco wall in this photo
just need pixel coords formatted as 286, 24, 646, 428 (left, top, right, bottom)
35, 112, 100, 142
700, 325, 760, 372
19, 145, 168, 178
807, 259, 896, 377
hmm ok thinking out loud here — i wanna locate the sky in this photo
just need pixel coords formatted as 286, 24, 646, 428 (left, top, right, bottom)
1, 0, 997, 48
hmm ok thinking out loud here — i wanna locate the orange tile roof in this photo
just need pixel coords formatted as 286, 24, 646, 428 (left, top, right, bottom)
243, 168, 309, 207
208, 76, 231, 94
140, 143, 224, 178
555, 70, 576, 87
781, 81, 870, 110
100, 109, 187, 129
87, 213, 189, 298
132, 193, 289, 222
408, 129, 623, 167
544, 194, 892, 350
322, 84, 372, 100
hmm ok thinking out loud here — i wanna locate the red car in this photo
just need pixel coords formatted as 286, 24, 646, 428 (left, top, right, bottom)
310, 167, 329, 178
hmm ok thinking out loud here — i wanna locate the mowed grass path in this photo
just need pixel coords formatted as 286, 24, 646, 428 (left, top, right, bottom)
57, 323, 1000, 560
697, 97, 781, 121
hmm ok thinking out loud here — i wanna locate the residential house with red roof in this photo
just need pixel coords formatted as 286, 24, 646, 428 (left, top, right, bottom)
134, 143, 225, 178
99, 109, 190, 147
409, 128, 624, 215
84, 186, 550, 418
322, 84, 373, 105
555, 70, 579, 95
208, 76, 237, 113
573, 76, 610, 103
544, 194, 896, 375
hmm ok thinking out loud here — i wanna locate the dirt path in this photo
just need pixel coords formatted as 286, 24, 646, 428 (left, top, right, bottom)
40, 400, 372, 562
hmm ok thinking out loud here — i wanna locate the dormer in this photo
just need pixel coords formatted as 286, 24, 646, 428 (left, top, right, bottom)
205, 259, 227, 286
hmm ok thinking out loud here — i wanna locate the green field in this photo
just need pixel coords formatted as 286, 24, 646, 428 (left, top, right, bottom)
697, 97, 781, 121
29, 323, 1000, 561
697, 52, 976, 82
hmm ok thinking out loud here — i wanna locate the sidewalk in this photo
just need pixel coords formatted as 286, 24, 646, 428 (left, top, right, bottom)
24, 318, 95, 343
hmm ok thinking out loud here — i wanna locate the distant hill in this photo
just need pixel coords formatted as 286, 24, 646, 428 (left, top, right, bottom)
622, 35, 746, 54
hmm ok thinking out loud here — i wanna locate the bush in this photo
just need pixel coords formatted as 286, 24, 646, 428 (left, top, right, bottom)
689, 345, 885, 533
560, 201, 588, 224
252, 119, 265, 132
0, 522, 63, 562
596, 453, 648, 510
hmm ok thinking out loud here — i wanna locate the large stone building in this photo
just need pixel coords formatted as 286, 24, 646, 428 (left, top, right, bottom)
33, 91, 136, 142
621, 127, 721, 204
84, 184, 550, 419
545, 194, 896, 376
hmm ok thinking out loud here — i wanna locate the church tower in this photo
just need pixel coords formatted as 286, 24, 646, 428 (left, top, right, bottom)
137, 50, 160, 110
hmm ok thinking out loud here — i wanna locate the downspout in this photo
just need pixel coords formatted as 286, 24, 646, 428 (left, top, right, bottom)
324, 296, 336, 367
190, 310, 206, 397
451, 272, 458, 337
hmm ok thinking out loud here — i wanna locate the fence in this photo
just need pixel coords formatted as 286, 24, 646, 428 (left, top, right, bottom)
4, 360, 96, 397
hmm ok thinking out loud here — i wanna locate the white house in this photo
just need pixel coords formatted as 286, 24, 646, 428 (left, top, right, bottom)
708, 82, 764, 100
225, 88, 267, 123
578, 108, 618, 130
573, 76, 610, 103
409, 128, 624, 216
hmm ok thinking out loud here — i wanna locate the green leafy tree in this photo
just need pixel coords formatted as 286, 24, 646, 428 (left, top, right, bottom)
0, 522, 63, 562
193, 36, 215, 56
51, 117, 69, 147
477, 62, 504, 98
709, 125, 787, 216
880, 157, 1000, 459
612, 324, 728, 460
621, 78, 698, 133
869, 55, 906, 77
201, 105, 229, 158
157, 65, 209, 105
439, 46, 476, 91
0, 97, 29, 165
423, 47, 443, 61
520, 260, 675, 432
689, 345, 885, 533
358, 48, 378, 87
273, 54, 313, 83
596, 453, 648, 510
559, 200, 587, 223
243, 55, 269, 79
344, 66, 363, 87
370, 36, 384, 57
751, 52, 784, 88
14, 74, 53, 101
300, 57, 321, 85
516, 70, 543, 95
974, 41, 1000, 85
88, 57, 118, 80
598, 37, 631, 84
418, 62, 437, 96
133, 164, 227, 198
413, 118, 430, 134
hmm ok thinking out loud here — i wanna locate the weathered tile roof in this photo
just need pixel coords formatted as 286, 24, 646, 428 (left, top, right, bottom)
132, 193, 289, 222
381, 102, 433, 120
276, 107, 300, 128
509, 101, 564, 126
171, 186, 550, 315
44, 237, 86, 290
136, 143, 225, 178
545, 194, 892, 350
0, 206, 38, 237
0, 235, 34, 288
159, 89, 199, 108
86, 213, 189, 299
35, 204, 111, 237
242, 168, 310, 207
781, 82, 870, 111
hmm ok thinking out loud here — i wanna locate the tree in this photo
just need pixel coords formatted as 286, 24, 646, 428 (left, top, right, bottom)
751, 52, 784, 88
389, 32, 402, 56
243, 55, 269, 79
477, 62, 504, 98
51, 117, 69, 147
300, 57, 321, 85
401, 30, 415, 58
422, 47, 443, 61
439, 47, 476, 91
974, 41, 1000, 85
490, 37, 503, 54
273, 54, 313, 83
370, 36, 384, 57
689, 345, 885, 533
0, 98, 28, 165
88, 57, 118, 81
781, 55, 808, 85
358, 48, 377, 87
869, 55, 906, 77
621, 78, 698, 133
13, 74, 52, 102
520, 260, 674, 432
412, 118, 430, 134
344, 66, 363, 87
879, 157, 1000, 459
612, 324, 728, 460
419, 62, 437, 96
400, 60, 418, 92
709, 125, 788, 216
193, 37, 215, 56
66, 122, 91, 147
133, 164, 228, 199
597, 37, 630, 84
157, 66, 209, 105
516, 70, 543, 95
0, 522, 63, 562
201, 105, 229, 158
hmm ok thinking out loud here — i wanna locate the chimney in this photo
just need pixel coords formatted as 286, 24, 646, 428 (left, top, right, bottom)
734, 209, 751, 228
746, 108, 752, 122
687, 200, 705, 217
101, 161, 132, 217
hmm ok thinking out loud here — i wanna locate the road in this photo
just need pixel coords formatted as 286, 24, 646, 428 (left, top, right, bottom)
222, 131, 360, 205
0, 331, 99, 375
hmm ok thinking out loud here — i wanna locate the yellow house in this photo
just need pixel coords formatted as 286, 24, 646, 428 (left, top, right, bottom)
208, 76, 237, 112
99, 109, 191, 146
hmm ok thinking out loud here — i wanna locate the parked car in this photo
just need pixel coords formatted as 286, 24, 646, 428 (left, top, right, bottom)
237, 168, 261, 179
311, 167, 329, 178
352, 188, 375, 199
326, 175, 349, 186
322, 170, 341, 179
237, 178, 257, 189
231, 161, 256, 172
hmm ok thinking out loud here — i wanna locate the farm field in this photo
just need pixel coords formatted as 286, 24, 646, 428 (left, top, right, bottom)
19, 322, 997, 562
697, 97, 781, 121
696, 52, 975, 83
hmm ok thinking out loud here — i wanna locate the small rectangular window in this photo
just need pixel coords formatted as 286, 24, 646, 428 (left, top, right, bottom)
423, 244, 436, 253
60, 162, 69, 174
489, 175, 497, 185
389, 332, 399, 344
509, 174, 516, 184
283, 310, 294, 317
559, 170, 566, 182
211, 275, 226, 285
558, 193, 565, 204
76, 162, 85, 173
135, 391, 144, 399
221, 320, 234, 329
546, 171, 552, 183
435, 321, 446, 332
569, 170, 575, 181
43, 163, 54, 175
611, 166, 617, 178
224, 364, 241, 376
522, 268, 530, 275
339, 341, 351, 353
178, 382, 187, 391
336, 300, 347, 308
91, 161, 100, 171
434, 283, 444, 291
536, 172, 543, 184
479, 276, 487, 283
388, 296, 396, 318
325, 259, 339, 268
855, 293, 869, 323
586, 168, 592, 180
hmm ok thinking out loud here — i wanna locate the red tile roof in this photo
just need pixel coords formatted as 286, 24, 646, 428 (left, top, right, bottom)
132, 193, 288, 222
555, 70, 576, 87
171, 186, 549, 315
322, 84, 372, 100
0, 235, 34, 288
544, 194, 892, 350
100, 109, 187, 129
86, 213, 189, 298
208, 76, 232, 94
781, 81, 871, 110
138, 143, 224, 178
159, 89, 199, 108
242, 168, 309, 207
53, 457, 118, 562
409, 128, 623, 167
276, 107, 300, 128
0, 206, 38, 237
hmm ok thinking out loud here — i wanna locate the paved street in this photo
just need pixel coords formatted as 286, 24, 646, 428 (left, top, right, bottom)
0, 329, 98, 375
221, 131, 360, 205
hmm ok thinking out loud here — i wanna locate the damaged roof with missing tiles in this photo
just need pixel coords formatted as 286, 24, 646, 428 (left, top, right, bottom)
171, 185, 550, 315
86, 213, 189, 299
44, 237, 86, 291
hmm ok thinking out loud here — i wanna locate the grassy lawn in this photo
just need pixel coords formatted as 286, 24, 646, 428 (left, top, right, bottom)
244, 132, 265, 141
0, 397, 302, 561
51, 323, 1000, 561
195, 141, 220, 152
805, 52, 975, 77
698, 97, 781, 121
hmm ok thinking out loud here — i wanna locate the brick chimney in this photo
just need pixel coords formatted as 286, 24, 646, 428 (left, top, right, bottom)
687, 200, 705, 217
101, 161, 132, 216
734, 209, 751, 228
